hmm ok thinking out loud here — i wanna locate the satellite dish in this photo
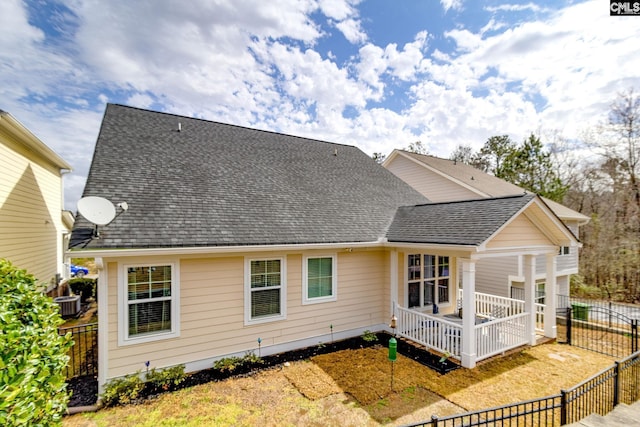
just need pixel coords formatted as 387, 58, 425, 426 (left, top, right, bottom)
77, 196, 117, 225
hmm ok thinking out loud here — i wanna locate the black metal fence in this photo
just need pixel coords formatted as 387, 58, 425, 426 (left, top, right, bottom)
403, 350, 640, 426
58, 322, 98, 379
558, 306, 639, 358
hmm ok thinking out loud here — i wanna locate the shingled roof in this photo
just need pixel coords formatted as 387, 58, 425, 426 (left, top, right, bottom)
387, 193, 536, 246
70, 104, 429, 249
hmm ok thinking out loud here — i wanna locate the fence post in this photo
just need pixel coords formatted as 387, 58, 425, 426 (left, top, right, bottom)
633, 319, 638, 354
613, 361, 621, 407
560, 389, 568, 425
430, 414, 439, 427
565, 307, 572, 345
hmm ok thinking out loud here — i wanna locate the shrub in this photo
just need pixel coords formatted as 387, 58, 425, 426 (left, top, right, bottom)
213, 352, 263, 372
0, 259, 73, 426
68, 277, 96, 302
101, 373, 145, 407
362, 330, 378, 342
145, 364, 186, 391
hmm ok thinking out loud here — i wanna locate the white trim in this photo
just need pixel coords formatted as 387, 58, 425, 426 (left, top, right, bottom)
68, 240, 380, 258
96, 258, 108, 394
302, 254, 337, 305
118, 262, 181, 346
244, 257, 287, 325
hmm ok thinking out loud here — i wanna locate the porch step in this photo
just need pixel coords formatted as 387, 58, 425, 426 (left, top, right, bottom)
566, 401, 640, 427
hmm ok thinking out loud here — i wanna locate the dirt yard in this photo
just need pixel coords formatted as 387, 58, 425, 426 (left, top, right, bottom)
64, 341, 615, 426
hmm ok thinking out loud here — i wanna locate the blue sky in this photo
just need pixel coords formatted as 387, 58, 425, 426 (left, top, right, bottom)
2, 0, 639, 210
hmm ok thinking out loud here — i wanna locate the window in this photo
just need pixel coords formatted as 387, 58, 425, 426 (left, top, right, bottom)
120, 263, 180, 345
559, 246, 570, 256
245, 258, 286, 324
407, 254, 450, 309
303, 255, 337, 304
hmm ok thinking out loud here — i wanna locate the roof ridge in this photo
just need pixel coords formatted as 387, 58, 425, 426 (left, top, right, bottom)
108, 103, 355, 149
408, 192, 532, 208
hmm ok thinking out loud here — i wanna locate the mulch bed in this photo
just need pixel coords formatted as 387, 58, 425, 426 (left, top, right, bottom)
66, 331, 459, 407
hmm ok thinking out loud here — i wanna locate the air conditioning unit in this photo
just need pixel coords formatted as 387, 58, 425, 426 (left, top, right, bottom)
54, 295, 81, 317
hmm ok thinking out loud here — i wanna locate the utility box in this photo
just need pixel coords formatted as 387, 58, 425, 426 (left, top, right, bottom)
571, 302, 589, 321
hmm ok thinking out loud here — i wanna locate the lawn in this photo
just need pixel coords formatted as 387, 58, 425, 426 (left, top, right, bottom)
63, 342, 614, 426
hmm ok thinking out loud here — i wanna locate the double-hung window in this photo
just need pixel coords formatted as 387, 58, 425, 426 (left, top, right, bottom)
245, 258, 286, 324
407, 254, 450, 309
303, 255, 337, 304
120, 263, 180, 345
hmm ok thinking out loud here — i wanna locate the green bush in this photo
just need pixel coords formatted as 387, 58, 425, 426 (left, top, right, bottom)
213, 352, 263, 372
362, 330, 378, 342
68, 277, 96, 302
145, 364, 186, 391
0, 258, 73, 426
101, 372, 145, 407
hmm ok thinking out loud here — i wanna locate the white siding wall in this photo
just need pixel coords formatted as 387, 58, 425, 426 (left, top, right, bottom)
105, 249, 390, 380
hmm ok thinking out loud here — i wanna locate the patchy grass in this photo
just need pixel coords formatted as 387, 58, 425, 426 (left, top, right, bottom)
64, 342, 614, 426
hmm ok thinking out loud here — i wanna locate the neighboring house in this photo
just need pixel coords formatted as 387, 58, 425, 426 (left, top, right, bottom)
383, 150, 590, 303
0, 110, 73, 290
69, 105, 579, 392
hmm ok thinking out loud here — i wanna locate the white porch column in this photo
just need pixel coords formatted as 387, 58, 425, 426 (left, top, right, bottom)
544, 253, 558, 339
523, 255, 537, 345
390, 250, 398, 316
461, 258, 477, 368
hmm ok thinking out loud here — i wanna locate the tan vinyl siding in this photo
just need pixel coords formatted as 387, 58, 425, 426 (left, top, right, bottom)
486, 215, 552, 249
105, 250, 389, 379
0, 137, 64, 285
386, 155, 479, 202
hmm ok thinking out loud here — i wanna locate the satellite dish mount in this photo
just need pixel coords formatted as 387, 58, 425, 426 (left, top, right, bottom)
77, 196, 128, 238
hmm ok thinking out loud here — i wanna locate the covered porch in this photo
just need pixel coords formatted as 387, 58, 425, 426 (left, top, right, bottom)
394, 287, 548, 368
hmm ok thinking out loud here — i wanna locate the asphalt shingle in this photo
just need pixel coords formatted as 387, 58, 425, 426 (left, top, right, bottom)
71, 104, 429, 249
387, 193, 535, 245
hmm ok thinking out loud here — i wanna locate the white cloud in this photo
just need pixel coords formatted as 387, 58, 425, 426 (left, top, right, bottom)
335, 18, 367, 44
440, 0, 464, 12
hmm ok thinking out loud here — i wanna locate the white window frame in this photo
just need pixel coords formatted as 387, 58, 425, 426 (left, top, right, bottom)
406, 253, 451, 309
118, 262, 180, 346
302, 254, 337, 305
244, 257, 287, 325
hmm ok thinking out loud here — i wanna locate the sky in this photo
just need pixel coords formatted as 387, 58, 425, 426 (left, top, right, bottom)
2, 0, 640, 211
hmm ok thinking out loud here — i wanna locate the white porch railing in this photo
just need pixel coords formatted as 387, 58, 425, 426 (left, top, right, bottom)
458, 289, 525, 318
535, 303, 544, 333
475, 312, 529, 362
396, 305, 463, 359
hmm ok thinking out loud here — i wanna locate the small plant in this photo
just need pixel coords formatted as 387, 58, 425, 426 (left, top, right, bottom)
101, 372, 145, 407
146, 364, 186, 391
362, 330, 378, 342
213, 356, 244, 372
213, 353, 263, 373
316, 342, 326, 349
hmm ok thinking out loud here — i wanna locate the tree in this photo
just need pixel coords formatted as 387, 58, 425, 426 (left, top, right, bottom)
372, 152, 386, 164
450, 144, 473, 164
406, 140, 428, 154
475, 135, 516, 174
496, 134, 568, 202
0, 259, 72, 426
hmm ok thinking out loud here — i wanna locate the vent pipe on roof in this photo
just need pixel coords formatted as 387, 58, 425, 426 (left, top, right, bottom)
177, 122, 182, 132
334, 148, 337, 156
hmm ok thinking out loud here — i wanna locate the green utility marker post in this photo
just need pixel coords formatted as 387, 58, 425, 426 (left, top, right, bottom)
388, 337, 397, 391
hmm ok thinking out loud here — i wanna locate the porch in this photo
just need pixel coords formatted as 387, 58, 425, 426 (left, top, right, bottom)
394, 291, 546, 367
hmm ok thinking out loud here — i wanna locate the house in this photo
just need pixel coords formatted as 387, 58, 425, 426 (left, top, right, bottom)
0, 110, 73, 291
69, 104, 579, 392
383, 150, 589, 305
